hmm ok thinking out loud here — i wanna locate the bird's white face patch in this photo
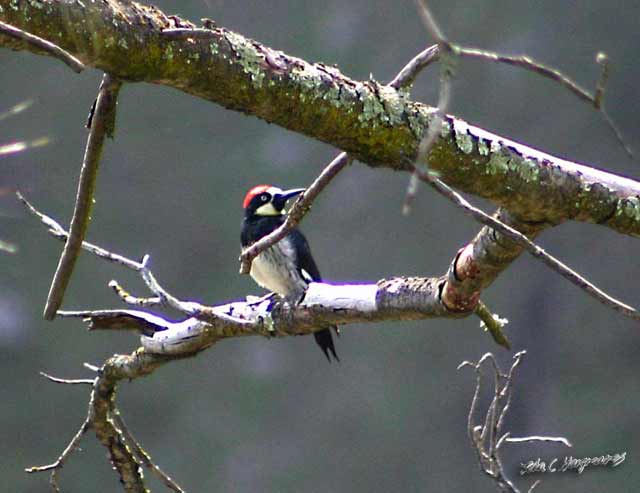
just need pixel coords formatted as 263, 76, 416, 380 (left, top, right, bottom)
253, 186, 285, 216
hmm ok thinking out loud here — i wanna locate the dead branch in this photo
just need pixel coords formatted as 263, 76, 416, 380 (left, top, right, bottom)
458, 351, 572, 492
43, 74, 122, 320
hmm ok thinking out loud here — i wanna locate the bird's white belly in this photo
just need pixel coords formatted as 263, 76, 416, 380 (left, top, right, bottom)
250, 244, 306, 298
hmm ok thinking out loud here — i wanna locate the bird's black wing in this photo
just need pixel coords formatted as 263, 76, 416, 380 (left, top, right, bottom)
288, 228, 321, 281
288, 229, 339, 362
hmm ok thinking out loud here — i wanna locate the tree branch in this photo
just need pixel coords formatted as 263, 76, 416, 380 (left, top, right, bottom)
458, 351, 572, 492
418, 169, 640, 321
2, 0, 639, 237
43, 74, 122, 320
0, 20, 84, 72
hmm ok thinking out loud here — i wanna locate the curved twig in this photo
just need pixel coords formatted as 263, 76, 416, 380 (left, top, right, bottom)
0, 20, 84, 72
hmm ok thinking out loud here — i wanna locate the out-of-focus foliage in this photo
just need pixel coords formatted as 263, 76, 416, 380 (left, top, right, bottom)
1, 1, 639, 491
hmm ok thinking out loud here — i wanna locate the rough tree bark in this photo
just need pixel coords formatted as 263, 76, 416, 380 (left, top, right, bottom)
1, 0, 639, 236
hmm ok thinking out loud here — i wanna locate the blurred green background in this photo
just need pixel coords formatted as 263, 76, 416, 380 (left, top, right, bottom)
2, 0, 639, 491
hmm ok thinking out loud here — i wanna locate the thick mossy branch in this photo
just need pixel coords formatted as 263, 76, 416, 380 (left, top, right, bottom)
1, 0, 639, 236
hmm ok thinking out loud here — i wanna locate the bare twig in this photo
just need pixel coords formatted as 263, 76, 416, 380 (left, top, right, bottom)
0, 20, 84, 73
21, 193, 251, 328
83, 362, 101, 372
458, 48, 597, 106
138, 254, 197, 314
414, 0, 447, 43
456, 47, 632, 158
109, 280, 162, 307
43, 74, 122, 320
25, 415, 92, 491
25, 371, 98, 490
112, 412, 185, 493
39, 371, 95, 385
17, 192, 144, 271
239, 153, 352, 273
452, 44, 630, 160
388, 44, 440, 89
402, 64, 452, 215
417, 169, 640, 321
403, 0, 454, 215
593, 52, 609, 108
459, 351, 571, 493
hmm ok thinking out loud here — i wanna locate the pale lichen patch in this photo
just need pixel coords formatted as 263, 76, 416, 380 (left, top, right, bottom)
406, 107, 429, 139
290, 63, 323, 102
486, 146, 510, 175
439, 116, 451, 138
357, 85, 385, 128
453, 119, 474, 155
616, 196, 640, 221
477, 138, 489, 156
27, 0, 44, 10
224, 31, 266, 88
164, 43, 173, 61
376, 84, 407, 126
517, 157, 539, 182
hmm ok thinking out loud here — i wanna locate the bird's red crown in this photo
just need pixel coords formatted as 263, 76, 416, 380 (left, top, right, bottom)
242, 184, 273, 209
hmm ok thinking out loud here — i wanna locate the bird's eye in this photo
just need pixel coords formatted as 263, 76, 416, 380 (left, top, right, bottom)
261, 194, 269, 202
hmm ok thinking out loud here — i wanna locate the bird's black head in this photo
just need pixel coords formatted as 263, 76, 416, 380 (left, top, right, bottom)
242, 185, 305, 219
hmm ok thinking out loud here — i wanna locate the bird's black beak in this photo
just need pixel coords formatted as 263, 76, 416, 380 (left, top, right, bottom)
273, 188, 305, 211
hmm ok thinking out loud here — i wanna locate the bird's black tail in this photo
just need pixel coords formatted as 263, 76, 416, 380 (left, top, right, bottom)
314, 327, 339, 362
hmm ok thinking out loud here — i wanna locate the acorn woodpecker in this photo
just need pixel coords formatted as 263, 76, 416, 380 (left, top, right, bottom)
241, 184, 339, 361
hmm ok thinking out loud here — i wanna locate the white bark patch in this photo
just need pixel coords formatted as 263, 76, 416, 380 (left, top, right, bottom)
141, 319, 210, 354
302, 282, 378, 312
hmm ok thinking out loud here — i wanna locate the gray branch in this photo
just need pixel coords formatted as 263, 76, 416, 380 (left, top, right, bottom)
1, 0, 639, 237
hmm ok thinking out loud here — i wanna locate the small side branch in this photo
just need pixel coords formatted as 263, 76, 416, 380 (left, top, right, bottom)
39, 371, 95, 385
388, 44, 440, 89
43, 74, 122, 320
26, 418, 91, 492
403, 0, 454, 215
457, 47, 631, 157
17, 192, 144, 271
419, 169, 640, 321
25, 372, 95, 491
112, 412, 185, 493
0, 20, 84, 72
459, 351, 572, 492
28, 354, 178, 492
